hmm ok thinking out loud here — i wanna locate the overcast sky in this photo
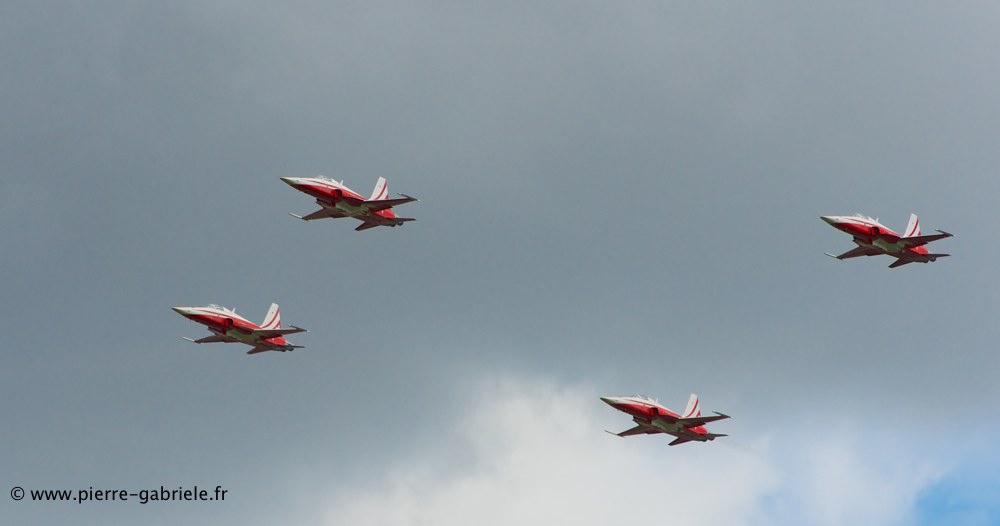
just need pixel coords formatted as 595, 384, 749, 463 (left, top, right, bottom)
3, 1, 999, 524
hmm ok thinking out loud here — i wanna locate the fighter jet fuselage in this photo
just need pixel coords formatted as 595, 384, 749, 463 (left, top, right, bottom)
282, 176, 417, 231
601, 394, 729, 446
821, 213, 952, 269
173, 303, 306, 355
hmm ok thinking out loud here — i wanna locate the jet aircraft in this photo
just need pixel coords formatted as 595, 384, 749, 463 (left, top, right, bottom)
281, 176, 417, 231
601, 394, 729, 446
821, 213, 952, 268
173, 303, 306, 355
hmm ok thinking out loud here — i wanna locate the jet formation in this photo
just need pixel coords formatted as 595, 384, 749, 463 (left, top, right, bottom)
173, 172, 963, 447
281, 176, 417, 231
821, 213, 952, 268
173, 303, 306, 355
601, 394, 730, 446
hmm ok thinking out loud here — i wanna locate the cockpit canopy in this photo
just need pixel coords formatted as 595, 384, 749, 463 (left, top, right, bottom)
314, 175, 345, 186
851, 213, 878, 223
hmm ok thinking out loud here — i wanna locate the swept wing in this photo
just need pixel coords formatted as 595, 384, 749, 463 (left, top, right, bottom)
250, 325, 307, 338
289, 209, 348, 221
675, 412, 731, 428
606, 425, 655, 437
876, 230, 953, 247
826, 246, 882, 260
183, 335, 233, 344
358, 194, 418, 211
897, 230, 953, 247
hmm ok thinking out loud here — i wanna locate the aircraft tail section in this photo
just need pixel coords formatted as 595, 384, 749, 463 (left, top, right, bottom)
904, 213, 921, 237
370, 177, 388, 201
683, 393, 701, 418
261, 303, 282, 329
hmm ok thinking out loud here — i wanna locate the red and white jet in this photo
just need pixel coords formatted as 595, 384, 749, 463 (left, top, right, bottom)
172, 303, 306, 355
821, 213, 953, 269
601, 394, 729, 446
281, 176, 417, 231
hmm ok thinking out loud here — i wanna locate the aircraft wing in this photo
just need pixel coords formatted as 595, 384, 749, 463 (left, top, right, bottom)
606, 425, 655, 437
246, 346, 271, 355
826, 246, 882, 260
668, 436, 693, 446
676, 412, 731, 428
898, 230, 953, 247
251, 325, 307, 338
355, 221, 380, 231
361, 194, 418, 212
289, 208, 348, 221
183, 335, 233, 344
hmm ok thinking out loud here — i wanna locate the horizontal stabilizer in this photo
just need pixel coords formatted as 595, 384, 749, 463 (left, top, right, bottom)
676, 412, 731, 428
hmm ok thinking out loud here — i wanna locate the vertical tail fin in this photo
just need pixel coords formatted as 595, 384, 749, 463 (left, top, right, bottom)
683, 393, 701, 418
904, 213, 921, 238
370, 177, 388, 201
261, 303, 282, 329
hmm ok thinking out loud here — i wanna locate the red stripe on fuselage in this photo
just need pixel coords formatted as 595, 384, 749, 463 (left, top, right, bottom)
183, 310, 259, 333
288, 179, 361, 201
833, 219, 930, 257
295, 180, 398, 221
616, 400, 680, 420
611, 399, 711, 437
834, 218, 899, 239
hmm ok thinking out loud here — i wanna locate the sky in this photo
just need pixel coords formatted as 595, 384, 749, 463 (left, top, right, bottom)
2, 1, 999, 524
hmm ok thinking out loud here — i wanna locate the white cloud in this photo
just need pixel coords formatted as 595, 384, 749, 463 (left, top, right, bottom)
323, 374, 943, 526
766, 429, 944, 526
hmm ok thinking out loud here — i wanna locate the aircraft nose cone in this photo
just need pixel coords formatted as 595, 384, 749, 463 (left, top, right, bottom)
172, 307, 191, 316
280, 177, 300, 187
820, 215, 837, 225
600, 397, 618, 406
